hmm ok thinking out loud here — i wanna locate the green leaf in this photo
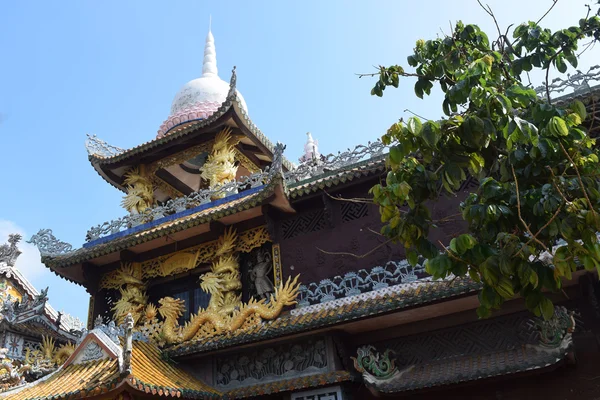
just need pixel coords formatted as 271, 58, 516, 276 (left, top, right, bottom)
496, 276, 515, 299
407, 117, 423, 136
421, 122, 440, 148
539, 297, 555, 320
456, 234, 477, 254
549, 116, 569, 137
407, 248, 419, 267
555, 56, 567, 73
571, 100, 587, 121
389, 145, 403, 165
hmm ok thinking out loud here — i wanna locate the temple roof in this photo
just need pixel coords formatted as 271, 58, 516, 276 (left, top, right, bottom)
31, 169, 290, 288
0, 236, 84, 343
3, 333, 220, 400
31, 141, 387, 288
86, 68, 294, 197
353, 307, 576, 395
166, 277, 482, 357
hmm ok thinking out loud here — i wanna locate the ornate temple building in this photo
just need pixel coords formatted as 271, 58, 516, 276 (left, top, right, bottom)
0, 235, 84, 391
6, 25, 600, 400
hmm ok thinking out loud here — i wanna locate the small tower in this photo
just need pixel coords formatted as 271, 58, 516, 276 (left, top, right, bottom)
299, 132, 320, 163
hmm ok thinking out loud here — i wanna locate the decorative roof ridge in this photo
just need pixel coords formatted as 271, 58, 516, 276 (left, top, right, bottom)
86, 69, 238, 164
0, 361, 63, 397
351, 306, 575, 394
29, 165, 287, 273
292, 260, 429, 313
165, 276, 480, 357
285, 139, 387, 186
0, 263, 84, 333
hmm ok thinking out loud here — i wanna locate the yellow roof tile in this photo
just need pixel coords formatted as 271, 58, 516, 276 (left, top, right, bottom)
3, 341, 220, 400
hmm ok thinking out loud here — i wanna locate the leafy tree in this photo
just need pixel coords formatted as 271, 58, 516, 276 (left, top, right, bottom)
368, 1, 600, 319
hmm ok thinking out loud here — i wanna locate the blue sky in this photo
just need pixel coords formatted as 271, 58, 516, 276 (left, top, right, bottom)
0, 0, 597, 323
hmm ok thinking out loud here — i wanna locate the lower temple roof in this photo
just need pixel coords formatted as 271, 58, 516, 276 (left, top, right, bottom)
3, 340, 220, 400
352, 306, 576, 395
166, 277, 482, 357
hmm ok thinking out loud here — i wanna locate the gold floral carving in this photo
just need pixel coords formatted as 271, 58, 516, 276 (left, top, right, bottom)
146, 142, 213, 176
236, 225, 271, 253
99, 226, 272, 290
160, 251, 199, 277
103, 227, 300, 347
234, 148, 260, 174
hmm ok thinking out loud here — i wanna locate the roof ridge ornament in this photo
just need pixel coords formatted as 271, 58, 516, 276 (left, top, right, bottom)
228, 66, 237, 96
85, 134, 124, 158
27, 229, 73, 257
0, 234, 22, 267
201, 23, 218, 78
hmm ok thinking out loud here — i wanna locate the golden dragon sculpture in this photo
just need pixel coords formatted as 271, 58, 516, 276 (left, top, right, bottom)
107, 227, 301, 346
155, 275, 300, 344
200, 127, 241, 197
121, 166, 154, 214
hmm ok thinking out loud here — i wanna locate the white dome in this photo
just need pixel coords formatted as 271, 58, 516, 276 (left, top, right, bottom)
157, 27, 247, 138
170, 75, 247, 116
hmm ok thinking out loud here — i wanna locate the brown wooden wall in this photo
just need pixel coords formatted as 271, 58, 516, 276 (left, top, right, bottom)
278, 177, 472, 285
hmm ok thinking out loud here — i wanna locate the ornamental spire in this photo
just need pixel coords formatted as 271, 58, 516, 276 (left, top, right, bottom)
299, 132, 320, 163
202, 20, 218, 78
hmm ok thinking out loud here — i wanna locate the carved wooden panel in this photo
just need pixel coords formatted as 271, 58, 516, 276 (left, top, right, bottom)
282, 209, 329, 240
340, 202, 369, 223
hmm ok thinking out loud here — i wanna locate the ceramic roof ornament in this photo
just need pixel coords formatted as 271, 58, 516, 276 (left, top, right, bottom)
299, 132, 320, 163
158, 21, 247, 138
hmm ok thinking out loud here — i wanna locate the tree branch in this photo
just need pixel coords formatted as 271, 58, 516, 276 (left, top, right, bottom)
559, 141, 596, 217
512, 165, 549, 251
317, 237, 394, 259
536, 0, 559, 24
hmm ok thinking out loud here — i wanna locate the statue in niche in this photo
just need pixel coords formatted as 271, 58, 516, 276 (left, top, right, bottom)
250, 248, 274, 300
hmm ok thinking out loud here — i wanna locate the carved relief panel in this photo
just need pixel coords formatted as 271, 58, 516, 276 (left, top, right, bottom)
215, 337, 330, 389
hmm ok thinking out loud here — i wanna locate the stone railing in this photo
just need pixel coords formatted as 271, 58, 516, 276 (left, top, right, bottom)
296, 259, 425, 308
284, 140, 387, 184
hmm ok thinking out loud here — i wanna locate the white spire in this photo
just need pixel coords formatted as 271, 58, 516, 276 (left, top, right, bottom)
299, 132, 320, 163
202, 20, 218, 77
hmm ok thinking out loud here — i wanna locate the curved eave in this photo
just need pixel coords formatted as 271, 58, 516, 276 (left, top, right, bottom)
364, 347, 571, 395
88, 78, 292, 191
89, 104, 237, 192
41, 176, 289, 286
287, 156, 387, 199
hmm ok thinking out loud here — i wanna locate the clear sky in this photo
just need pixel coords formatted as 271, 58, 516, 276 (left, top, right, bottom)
0, 0, 598, 323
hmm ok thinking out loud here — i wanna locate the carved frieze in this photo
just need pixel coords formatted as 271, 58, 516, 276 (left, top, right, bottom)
216, 338, 328, 389
80, 341, 105, 362
99, 226, 272, 289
